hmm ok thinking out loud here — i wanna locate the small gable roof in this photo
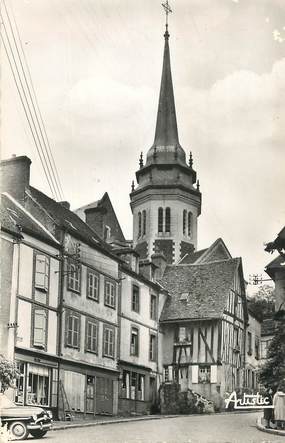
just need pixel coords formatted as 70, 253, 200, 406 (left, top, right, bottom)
160, 258, 240, 322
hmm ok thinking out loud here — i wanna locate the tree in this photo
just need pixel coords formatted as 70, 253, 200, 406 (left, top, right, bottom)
0, 356, 19, 394
258, 319, 285, 390
247, 284, 275, 321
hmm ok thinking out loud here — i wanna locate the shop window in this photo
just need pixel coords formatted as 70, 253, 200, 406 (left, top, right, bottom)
27, 364, 50, 406
149, 334, 156, 361
198, 365, 210, 383
87, 270, 100, 301
85, 319, 98, 354
130, 327, 139, 356
121, 370, 130, 399
103, 325, 115, 358
33, 308, 47, 349
158, 207, 163, 233
34, 253, 49, 292
132, 285, 140, 313
130, 372, 136, 400
67, 260, 81, 293
86, 375, 95, 413
150, 294, 157, 320
165, 207, 171, 232
66, 311, 80, 348
104, 279, 116, 308
137, 374, 145, 401
15, 362, 25, 404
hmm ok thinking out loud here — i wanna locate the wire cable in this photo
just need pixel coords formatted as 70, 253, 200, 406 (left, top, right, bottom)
1, 1, 64, 201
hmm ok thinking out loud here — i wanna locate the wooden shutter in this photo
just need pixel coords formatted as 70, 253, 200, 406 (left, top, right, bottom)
35, 254, 49, 290
33, 309, 47, 346
210, 365, 217, 383
192, 365, 199, 383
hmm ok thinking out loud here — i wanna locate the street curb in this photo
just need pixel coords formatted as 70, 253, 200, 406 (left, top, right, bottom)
256, 417, 285, 437
52, 410, 261, 431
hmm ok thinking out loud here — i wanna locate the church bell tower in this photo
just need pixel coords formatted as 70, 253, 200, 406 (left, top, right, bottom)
130, 5, 201, 264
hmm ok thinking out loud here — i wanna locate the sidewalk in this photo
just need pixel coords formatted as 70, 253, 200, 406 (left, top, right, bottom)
52, 414, 169, 431
256, 415, 285, 437
52, 410, 260, 432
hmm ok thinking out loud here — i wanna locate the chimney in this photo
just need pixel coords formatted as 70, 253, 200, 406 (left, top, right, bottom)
151, 251, 167, 279
0, 155, 31, 203
59, 201, 70, 210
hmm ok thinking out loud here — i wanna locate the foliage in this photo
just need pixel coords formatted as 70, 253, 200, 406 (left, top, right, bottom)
258, 319, 285, 390
0, 420, 11, 443
247, 284, 275, 321
0, 356, 19, 394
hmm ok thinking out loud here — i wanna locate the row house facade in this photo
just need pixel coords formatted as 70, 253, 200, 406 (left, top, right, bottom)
0, 155, 166, 419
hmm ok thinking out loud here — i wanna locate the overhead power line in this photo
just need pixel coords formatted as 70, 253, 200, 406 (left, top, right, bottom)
1, 0, 64, 201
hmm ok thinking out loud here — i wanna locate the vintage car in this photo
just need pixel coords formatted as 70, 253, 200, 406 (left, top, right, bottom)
0, 394, 52, 440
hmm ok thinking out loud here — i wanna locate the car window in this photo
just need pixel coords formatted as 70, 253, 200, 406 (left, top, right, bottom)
0, 394, 15, 409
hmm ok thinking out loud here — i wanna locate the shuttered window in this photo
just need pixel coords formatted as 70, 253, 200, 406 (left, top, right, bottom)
34, 254, 49, 291
87, 270, 100, 301
68, 261, 81, 293
66, 311, 80, 348
85, 319, 98, 353
149, 334, 156, 361
104, 279, 116, 308
103, 325, 115, 358
33, 308, 47, 348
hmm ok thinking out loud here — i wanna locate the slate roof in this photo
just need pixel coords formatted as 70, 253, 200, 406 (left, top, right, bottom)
25, 187, 121, 261
1, 193, 57, 244
160, 258, 240, 322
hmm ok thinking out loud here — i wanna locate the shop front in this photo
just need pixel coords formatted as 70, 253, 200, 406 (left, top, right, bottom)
14, 352, 59, 415
118, 361, 156, 415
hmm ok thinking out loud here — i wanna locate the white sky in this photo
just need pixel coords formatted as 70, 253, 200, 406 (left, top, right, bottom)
2, 0, 285, 285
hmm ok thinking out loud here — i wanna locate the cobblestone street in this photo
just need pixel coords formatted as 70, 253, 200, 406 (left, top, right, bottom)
30, 413, 285, 443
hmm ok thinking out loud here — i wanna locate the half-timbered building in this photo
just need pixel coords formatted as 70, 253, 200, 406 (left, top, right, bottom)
159, 239, 248, 401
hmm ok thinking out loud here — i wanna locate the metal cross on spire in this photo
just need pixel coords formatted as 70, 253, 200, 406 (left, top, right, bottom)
162, 0, 172, 30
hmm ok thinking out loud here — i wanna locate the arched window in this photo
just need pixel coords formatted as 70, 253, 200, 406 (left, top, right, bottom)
158, 208, 163, 233
142, 210, 146, 236
138, 212, 142, 238
183, 210, 187, 235
188, 212, 193, 237
165, 207, 171, 233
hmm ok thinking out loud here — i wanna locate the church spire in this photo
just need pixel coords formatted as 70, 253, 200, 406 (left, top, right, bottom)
153, 1, 179, 147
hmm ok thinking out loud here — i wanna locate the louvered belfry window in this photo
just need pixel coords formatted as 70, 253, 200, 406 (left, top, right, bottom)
158, 207, 163, 233
138, 212, 142, 238
165, 207, 171, 232
188, 212, 193, 237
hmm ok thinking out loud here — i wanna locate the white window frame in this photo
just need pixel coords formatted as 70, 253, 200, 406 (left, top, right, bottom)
103, 325, 115, 358
34, 254, 49, 292
104, 279, 116, 308
87, 270, 100, 301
